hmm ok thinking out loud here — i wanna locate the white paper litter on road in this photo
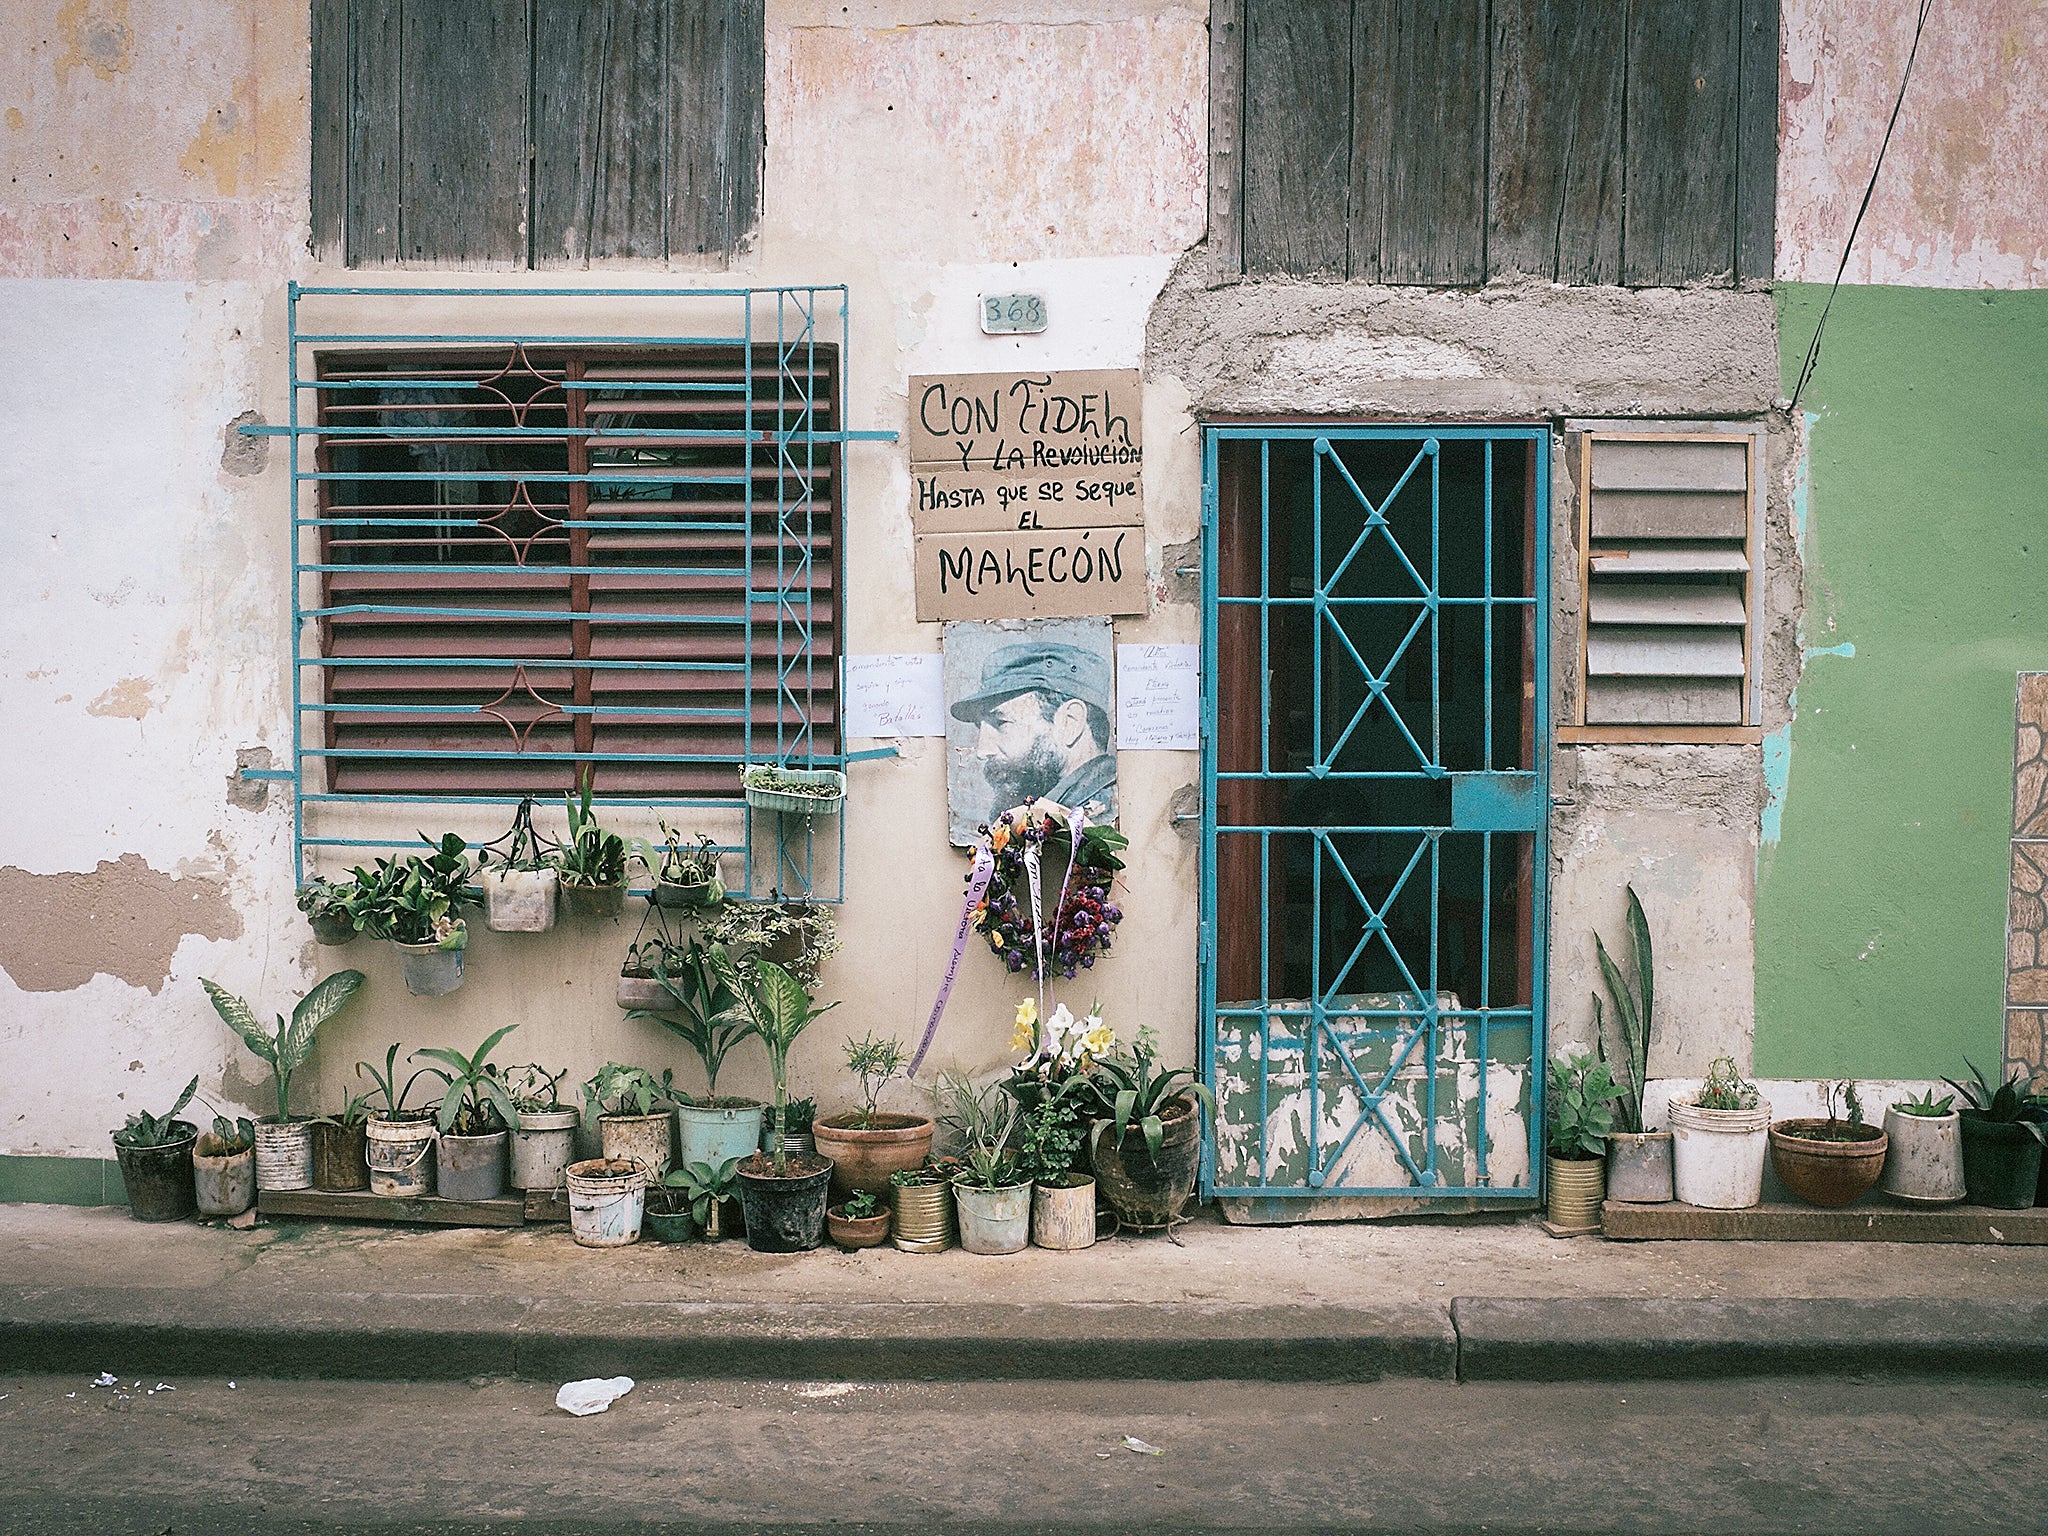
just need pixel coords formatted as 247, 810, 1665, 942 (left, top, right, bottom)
91, 1372, 117, 1387
1122, 1436, 1163, 1455
556, 1377, 635, 1416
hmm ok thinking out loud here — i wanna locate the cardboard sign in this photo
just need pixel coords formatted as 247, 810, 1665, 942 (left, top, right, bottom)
908, 370, 1142, 471
914, 528, 1147, 621
911, 468, 1143, 534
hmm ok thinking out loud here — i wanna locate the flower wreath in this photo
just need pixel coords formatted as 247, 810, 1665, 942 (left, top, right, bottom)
970, 800, 1128, 981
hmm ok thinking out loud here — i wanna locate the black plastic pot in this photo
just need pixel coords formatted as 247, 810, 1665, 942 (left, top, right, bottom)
1959, 1112, 2044, 1209
736, 1152, 832, 1252
112, 1125, 200, 1222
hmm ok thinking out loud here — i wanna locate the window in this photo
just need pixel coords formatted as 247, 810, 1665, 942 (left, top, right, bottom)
311, 0, 764, 268
1210, 0, 1778, 285
1565, 426, 1763, 741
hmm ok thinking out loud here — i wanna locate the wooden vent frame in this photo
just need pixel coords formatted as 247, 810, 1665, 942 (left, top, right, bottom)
1562, 426, 1764, 745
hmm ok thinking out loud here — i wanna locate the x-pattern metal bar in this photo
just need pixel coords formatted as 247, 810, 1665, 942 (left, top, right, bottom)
1316, 604, 1434, 774
1315, 830, 1432, 1004
1308, 1004, 1435, 1187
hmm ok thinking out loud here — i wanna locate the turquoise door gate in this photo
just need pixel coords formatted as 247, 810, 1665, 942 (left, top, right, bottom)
1199, 426, 1549, 1205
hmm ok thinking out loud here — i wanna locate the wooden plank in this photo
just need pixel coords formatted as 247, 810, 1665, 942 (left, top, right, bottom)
1208, 0, 1245, 280
1241, 0, 1351, 277
1586, 676, 1743, 725
310, 0, 347, 260
1486, 0, 1625, 283
1622, 0, 1742, 284
1350, 0, 1488, 283
344, 0, 402, 267
533, 0, 670, 265
398, 0, 530, 266
669, 0, 764, 261
1588, 583, 1746, 627
1589, 544, 1749, 575
1587, 626, 1745, 677
1591, 437, 1749, 492
1590, 489, 1748, 541
1602, 1198, 2048, 1244
912, 527, 1148, 622
524, 1187, 569, 1223
258, 1188, 527, 1228
1735, 0, 1780, 282
1559, 723, 1763, 745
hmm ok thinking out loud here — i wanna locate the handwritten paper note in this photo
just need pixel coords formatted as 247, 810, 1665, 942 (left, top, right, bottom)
844, 654, 947, 738
1115, 644, 1199, 751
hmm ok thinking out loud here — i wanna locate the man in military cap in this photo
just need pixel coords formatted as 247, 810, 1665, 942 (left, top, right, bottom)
950, 639, 1117, 826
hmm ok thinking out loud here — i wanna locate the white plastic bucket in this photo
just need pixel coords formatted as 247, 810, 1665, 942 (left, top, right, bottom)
482, 868, 558, 933
253, 1120, 314, 1192
567, 1159, 646, 1247
512, 1110, 579, 1190
366, 1116, 437, 1197
1669, 1097, 1771, 1209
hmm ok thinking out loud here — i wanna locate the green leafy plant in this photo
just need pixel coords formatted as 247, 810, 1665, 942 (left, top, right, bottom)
889, 1154, 965, 1189
580, 1062, 675, 1131
112, 1075, 199, 1148
844, 1032, 908, 1129
767, 1096, 815, 1137
296, 875, 373, 935
629, 937, 756, 1104
357, 1043, 440, 1121
1591, 886, 1654, 1136
1897, 1088, 1955, 1118
937, 1070, 1022, 1190
310, 1090, 373, 1132
650, 824, 723, 888
1946, 1059, 2048, 1144
198, 1100, 256, 1156
716, 955, 839, 1172
1694, 1055, 1761, 1112
354, 836, 473, 948
671, 1154, 742, 1226
1084, 1027, 1216, 1160
1789, 1079, 1877, 1142
413, 1024, 520, 1136
558, 768, 628, 888
706, 901, 840, 991
1016, 1086, 1088, 1185
202, 971, 365, 1124
504, 1064, 570, 1114
838, 1189, 884, 1220
1546, 1051, 1623, 1160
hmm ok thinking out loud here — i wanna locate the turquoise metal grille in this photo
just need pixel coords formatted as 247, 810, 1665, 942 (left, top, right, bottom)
1199, 426, 1551, 1201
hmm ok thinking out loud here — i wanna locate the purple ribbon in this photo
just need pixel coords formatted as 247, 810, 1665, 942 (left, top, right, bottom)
908, 839, 996, 1076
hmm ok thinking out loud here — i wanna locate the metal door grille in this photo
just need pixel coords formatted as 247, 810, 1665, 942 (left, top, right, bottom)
1199, 426, 1550, 1201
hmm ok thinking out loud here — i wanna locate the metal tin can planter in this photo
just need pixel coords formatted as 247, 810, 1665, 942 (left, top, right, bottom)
1958, 1113, 2045, 1209
192, 1134, 256, 1218
311, 1119, 370, 1191
954, 1180, 1032, 1254
1769, 1119, 1889, 1207
114, 1126, 199, 1222
1605, 1131, 1675, 1203
891, 1179, 955, 1252
561, 882, 626, 922
395, 941, 464, 997
512, 1109, 579, 1190
598, 1113, 672, 1179
480, 867, 557, 933
1093, 1096, 1202, 1228
437, 1129, 509, 1202
1669, 1098, 1771, 1209
254, 1119, 315, 1192
1545, 1155, 1605, 1230
566, 1158, 646, 1247
827, 1204, 891, 1250
1031, 1176, 1098, 1250
365, 1115, 437, 1197
736, 1153, 834, 1252
676, 1101, 763, 1168
812, 1113, 936, 1199
1880, 1106, 1965, 1204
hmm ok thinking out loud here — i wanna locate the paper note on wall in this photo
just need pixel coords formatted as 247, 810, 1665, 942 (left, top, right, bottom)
844, 654, 947, 738
1115, 643, 1199, 751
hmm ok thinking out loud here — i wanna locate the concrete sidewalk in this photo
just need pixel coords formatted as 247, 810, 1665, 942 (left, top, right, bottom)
4, 1202, 2045, 1384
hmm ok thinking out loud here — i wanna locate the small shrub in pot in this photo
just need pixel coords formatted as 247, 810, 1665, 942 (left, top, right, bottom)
203, 970, 364, 1193
192, 1107, 257, 1218
111, 1076, 200, 1222
1946, 1060, 2047, 1209
827, 1188, 891, 1250
354, 837, 476, 995
296, 875, 366, 946
413, 1023, 520, 1202
814, 1032, 934, 1197
1670, 1056, 1771, 1209
505, 1065, 579, 1191
580, 1062, 678, 1178
1770, 1080, 1888, 1207
1545, 1050, 1622, 1231
1020, 1083, 1096, 1250
940, 1071, 1029, 1255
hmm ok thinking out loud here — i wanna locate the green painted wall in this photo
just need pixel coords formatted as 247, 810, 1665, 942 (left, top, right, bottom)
1757, 284, 2048, 1079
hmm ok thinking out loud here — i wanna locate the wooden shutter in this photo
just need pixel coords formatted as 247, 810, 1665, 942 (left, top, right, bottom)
1568, 429, 1762, 741
314, 344, 840, 797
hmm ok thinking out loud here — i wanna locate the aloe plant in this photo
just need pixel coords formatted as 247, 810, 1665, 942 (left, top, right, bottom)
1592, 886, 1654, 1135
1946, 1059, 2048, 1144
203, 971, 365, 1124
112, 1075, 200, 1148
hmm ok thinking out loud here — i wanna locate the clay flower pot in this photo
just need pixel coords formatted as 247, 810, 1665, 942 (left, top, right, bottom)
826, 1203, 891, 1250
1768, 1119, 1888, 1208
812, 1112, 935, 1199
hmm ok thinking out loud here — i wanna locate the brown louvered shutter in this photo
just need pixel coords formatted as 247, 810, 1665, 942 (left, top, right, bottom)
314, 343, 840, 798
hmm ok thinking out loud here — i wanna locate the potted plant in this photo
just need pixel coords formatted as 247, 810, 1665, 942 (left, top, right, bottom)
649, 823, 726, 909
1020, 1083, 1096, 1250
643, 1158, 699, 1243
827, 1188, 891, 1250
889, 1156, 961, 1252
202, 970, 365, 1194
617, 936, 679, 1012
309, 1092, 371, 1191
413, 1024, 519, 1201
565, 1156, 647, 1247
479, 799, 558, 933
1880, 1088, 1966, 1205
679, 1154, 744, 1242
580, 1062, 676, 1177
557, 769, 629, 920
1946, 1061, 2047, 1209
1670, 1056, 1771, 1209
1545, 1050, 1622, 1231
1592, 887, 1672, 1202
627, 936, 766, 1167
764, 1096, 816, 1160
111, 1076, 200, 1222
505, 1065, 579, 1191
940, 1071, 1030, 1254
740, 761, 846, 817
1770, 1080, 1889, 1207
720, 955, 838, 1252
192, 1104, 256, 1218
1085, 1026, 1216, 1230
364, 837, 474, 996
814, 1032, 935, 1199
296, 875, 362, 946
707, 900, 841, 990
358, 1043, 442, 1197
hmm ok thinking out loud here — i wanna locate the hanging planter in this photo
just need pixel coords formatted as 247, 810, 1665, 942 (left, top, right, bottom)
396, 933, 466, 996
557, 769, 629, 920
646, 825, 727, 909
297, 877, 362, 947
741, 763, 845, 817
478, 799, 559, 932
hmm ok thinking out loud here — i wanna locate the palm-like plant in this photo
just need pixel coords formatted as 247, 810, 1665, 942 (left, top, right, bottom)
357, 1042, 439, 1120
112, 1075, 200, 1148
717, 955, 838, 1173
202, 971, 365, 1124
412, 1024, 520, 1136
629, 937, 756, 1104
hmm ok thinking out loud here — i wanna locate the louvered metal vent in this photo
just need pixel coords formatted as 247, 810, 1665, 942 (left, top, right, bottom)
1575, 430, 1761, 736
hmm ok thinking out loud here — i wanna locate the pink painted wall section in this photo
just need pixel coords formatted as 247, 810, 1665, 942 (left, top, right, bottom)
767, 11, 1207, 264
1779, 0, 2048, 289
0, 0, 306, 280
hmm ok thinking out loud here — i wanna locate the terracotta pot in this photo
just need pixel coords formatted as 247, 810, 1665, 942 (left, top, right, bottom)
1769, 1119, 1888, 1208
812, 1112, 935, 1199
1545, 1154, 1605, 1230
561, 882, 626, 921
826, 1204, 891, 1250
310, 1119, 369, 1191
1092, 1095, 1201, 1228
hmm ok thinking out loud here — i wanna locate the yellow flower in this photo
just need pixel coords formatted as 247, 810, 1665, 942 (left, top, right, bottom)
1082, 1020, 1115, 1056
1011, 998, 1039, 1055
